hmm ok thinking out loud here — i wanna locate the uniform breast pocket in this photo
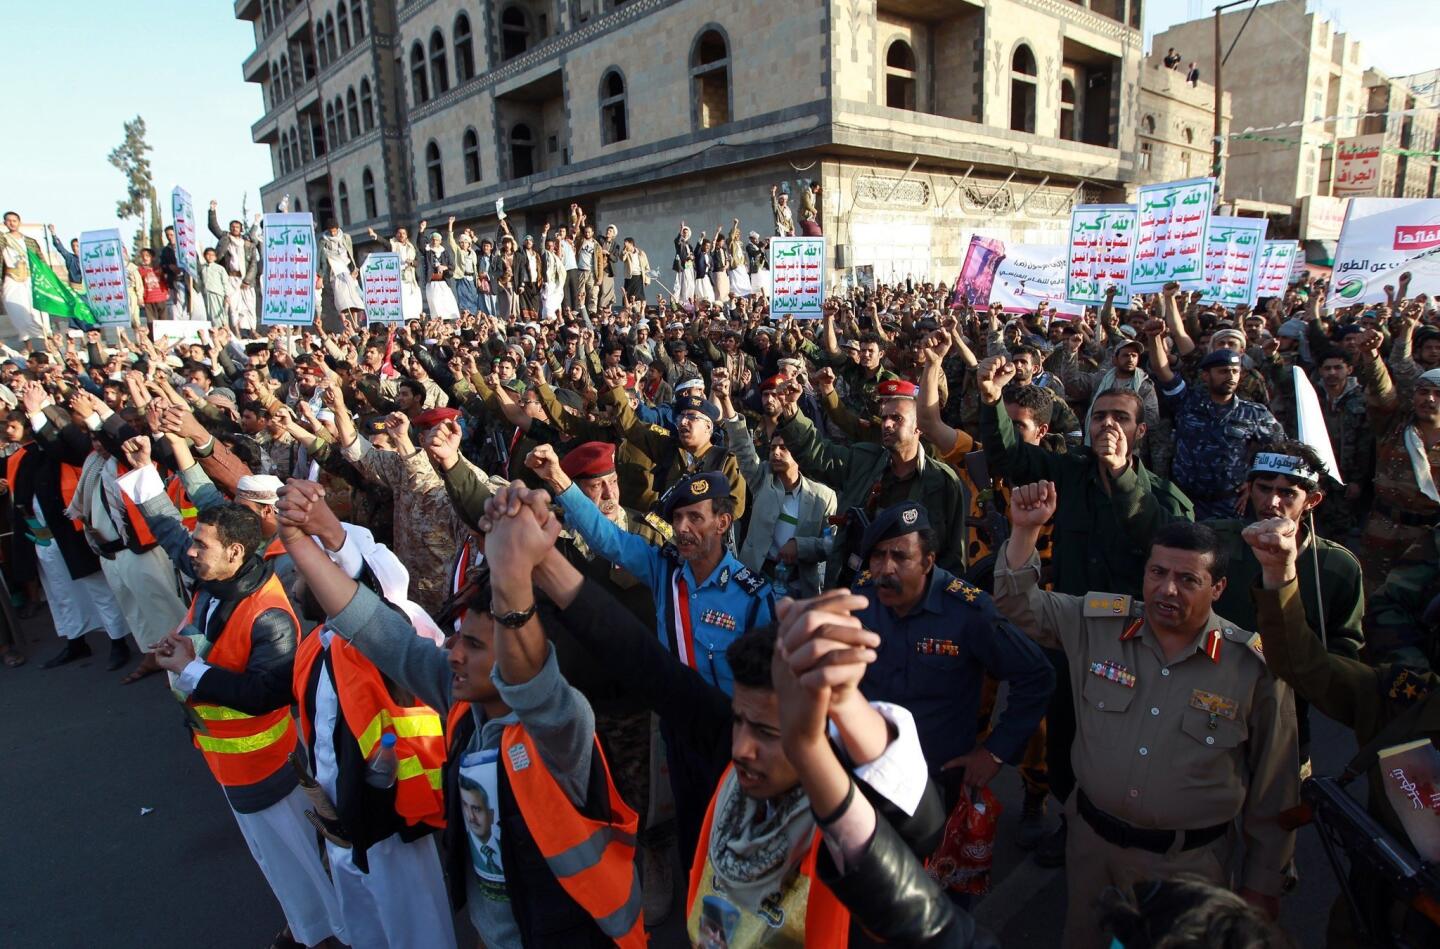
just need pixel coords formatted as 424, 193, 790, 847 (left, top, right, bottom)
1178, 704, 1247, 780
911, 650, 965, 695
1078, 676, 1135, 748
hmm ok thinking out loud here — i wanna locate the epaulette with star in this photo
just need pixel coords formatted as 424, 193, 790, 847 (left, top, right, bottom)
853, 569, 874, 587
1382, 665, 1436, 710
730, 566, 767, 596
648, 423, 670, 437
945, 576, 984, 605
641, 512, 674, 543
1082, 593, 1142, 619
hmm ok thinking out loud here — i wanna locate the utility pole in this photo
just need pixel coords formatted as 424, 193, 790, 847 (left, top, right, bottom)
1212, 0, 1260, 204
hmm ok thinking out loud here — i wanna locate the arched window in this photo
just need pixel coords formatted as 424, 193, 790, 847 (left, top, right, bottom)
324, 101, 338, 148
337, 3, 350, 50
346, 87, 361, 137
1010, 44, 1037, 133
454, 14, 476, 82
500, 6, 530, 60
315, 19, 328, 68
362, 167, 377, 217
335, 96, 348, 143
360, 78, 375, 130
277, 137, 289, 175
600, 68, 628, 144
262, 0, 273, 34
429, 29, 450, 96
690, 28, 731, 130
410, 42, 430, 106
1142, 114, 1156, 135
324, 13, 338, 63
337, 181, 351, 226
351, 0, 364, 39
425, 141, 444, 201
462, 128, 481, 183
279, 53, 291, 96
510, 122, 535, 178
1059, 79, 1077, 140
884, 39, 916, 110
1182, 127, 1194, 145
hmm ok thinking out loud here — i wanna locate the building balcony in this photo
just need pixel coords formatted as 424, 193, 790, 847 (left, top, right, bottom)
235, 0, 259, 20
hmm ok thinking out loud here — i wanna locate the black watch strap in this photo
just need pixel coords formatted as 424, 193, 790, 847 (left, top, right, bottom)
491, 602, 537, 628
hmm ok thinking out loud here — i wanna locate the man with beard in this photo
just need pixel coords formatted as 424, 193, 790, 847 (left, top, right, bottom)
1145, 321, 1282, 520
994, 482, 1296, 948
1352, 330, 1440, 582
1313, 349, 1372, 541
852, 501, 1052, 815
775, 378, 966, 585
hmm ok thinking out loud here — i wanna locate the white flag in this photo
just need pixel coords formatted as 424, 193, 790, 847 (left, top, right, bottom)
1292, 366, 1344, 485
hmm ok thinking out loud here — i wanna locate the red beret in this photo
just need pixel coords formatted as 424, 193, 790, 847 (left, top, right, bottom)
760, 373, 787, 392
876, 379, 920, 400
561, 441, 617, 480
412, 407, 461, 429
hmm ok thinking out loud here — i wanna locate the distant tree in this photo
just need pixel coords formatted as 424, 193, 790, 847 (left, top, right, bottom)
108, 116, 158, 254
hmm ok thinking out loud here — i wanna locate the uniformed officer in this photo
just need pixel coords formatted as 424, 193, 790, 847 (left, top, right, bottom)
1244, 515, 1440, 946
853, 501, 1053, 808
994, 480, 1297, 949
1146, 334, 1285, 521
526, 453, 773, 696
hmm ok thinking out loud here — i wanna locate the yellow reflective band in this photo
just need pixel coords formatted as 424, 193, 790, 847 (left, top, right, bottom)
179, 507, 199, 519
192, 704, 256, 721
195, 714, 292, 754
356, 709, 442, 758
396, 755, 444, 789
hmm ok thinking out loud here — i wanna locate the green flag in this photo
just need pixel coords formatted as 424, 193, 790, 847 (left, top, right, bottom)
26, 246, 95, 328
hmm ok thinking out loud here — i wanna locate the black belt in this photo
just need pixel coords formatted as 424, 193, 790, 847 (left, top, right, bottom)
1077, 789, 1229, 855
98, 539, 158, 561
1371, 499, 1437, 529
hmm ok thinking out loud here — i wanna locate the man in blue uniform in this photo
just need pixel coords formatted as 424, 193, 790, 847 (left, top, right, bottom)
854, 500, 1054, 808
526, 446, 773, 695
1146, 329, 1284, 520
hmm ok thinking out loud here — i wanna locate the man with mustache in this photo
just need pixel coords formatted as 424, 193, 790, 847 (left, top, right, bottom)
852, 500, 1053, 815
993, 480, 1297, 949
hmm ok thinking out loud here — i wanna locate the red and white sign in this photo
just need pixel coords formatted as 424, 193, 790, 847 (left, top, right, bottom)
1333, 134, 1383, 198
1328, 198, 1440, 306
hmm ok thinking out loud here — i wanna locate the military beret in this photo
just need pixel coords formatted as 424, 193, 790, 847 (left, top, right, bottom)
876, 379, 920, 400
553, 387, 584, 412
412, 407, 461, 430
561, 441, 617, 480
858, 501, 931, 561
760, 373, 787, 393
673, 394, 720, 423
1198, 349, 1242, 370
360, 414, 389, 436
1334, 323, 1363, 339
661, 470, 729, 518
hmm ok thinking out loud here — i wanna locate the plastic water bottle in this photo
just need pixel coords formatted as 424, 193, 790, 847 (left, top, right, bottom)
365, 733, 398, 789
773, 562, 792, 598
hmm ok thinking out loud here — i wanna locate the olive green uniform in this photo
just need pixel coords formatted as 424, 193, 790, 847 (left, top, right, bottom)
995, 545, 1298, 949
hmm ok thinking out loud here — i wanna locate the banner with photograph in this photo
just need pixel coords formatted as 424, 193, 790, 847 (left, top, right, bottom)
1066, 204, 1137, 306
361, 252, 404, 323
1328, 198, 1440, 306
1132, 177, 1214, 293
769, 236, 824, 318
951, 235, 1006, 307
78, 228, 131, 326
1200, 215, 1268, 307
261, 212, 316, 326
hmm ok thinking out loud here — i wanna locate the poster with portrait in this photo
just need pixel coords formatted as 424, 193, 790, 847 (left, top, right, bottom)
458, 749, 506, 896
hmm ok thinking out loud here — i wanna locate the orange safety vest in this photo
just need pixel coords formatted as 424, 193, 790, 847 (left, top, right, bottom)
262, 536, 286, 560
293, 625, 446, 829
185, 572, 299, 787
445, 703, 646, 947
686, 765, 850, 946
9, 447, 86, 533
167, 477, 198, 530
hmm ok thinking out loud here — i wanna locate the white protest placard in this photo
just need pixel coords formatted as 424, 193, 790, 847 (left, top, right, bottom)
78, 229, 131, 326
1066, 204, 1137, 307
1132, 177, 1214, 293
261, 212, 317, 326
1255, 241, 1300, 298
991, 244, 1072, 314
361, 252, 404, 324
150, 319, 212, 344
769, 236, 825, 318
1328, 198, 1440, 307
1200, 215, 1268, 307
1334, 135, 1382, 198
172, 186, 199, 278
1294, 367, 1344, 485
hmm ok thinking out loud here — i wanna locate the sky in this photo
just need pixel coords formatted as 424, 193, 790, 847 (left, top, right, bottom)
1, 1, 1433, 245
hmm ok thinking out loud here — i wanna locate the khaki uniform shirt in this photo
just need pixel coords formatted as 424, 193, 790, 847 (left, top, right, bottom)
994, 544, 1298, 895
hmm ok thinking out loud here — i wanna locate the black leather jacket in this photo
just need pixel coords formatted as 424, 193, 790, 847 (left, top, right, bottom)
820, 805, 999, 949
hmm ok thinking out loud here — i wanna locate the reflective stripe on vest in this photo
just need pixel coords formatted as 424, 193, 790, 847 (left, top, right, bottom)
293, 626, 447, 828
499, 720, 645, 947
687, 764, 850, 945
186, 572, 298, 787
166, 477, 198, 529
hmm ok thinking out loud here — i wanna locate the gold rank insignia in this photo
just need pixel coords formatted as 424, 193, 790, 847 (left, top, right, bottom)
643, 512, 675, 542
946, 577, 982, 602
1189, 689, 1238, 720
690, 478, 708, 496
1244, 632, 1264, 662
1083, 593, 1131, 617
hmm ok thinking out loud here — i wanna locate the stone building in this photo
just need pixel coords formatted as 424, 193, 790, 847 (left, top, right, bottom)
1349, 68, 1440, 199
1136, 54, 1229, 188
236, 0, 1145, 289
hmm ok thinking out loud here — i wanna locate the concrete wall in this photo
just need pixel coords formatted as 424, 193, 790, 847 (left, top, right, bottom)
1137, 58, 1229, 186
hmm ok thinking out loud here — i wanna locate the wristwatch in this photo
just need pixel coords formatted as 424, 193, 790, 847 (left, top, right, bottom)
491, 602, 537, 628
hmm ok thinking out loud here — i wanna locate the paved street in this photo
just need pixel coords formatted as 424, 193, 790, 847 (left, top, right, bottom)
2, 608, 1349, 948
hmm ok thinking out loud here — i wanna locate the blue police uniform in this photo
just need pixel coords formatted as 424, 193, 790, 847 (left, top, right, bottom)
855, 565, 1054, 777
1158, 375, 1284, 520
554, 482, 773, 695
